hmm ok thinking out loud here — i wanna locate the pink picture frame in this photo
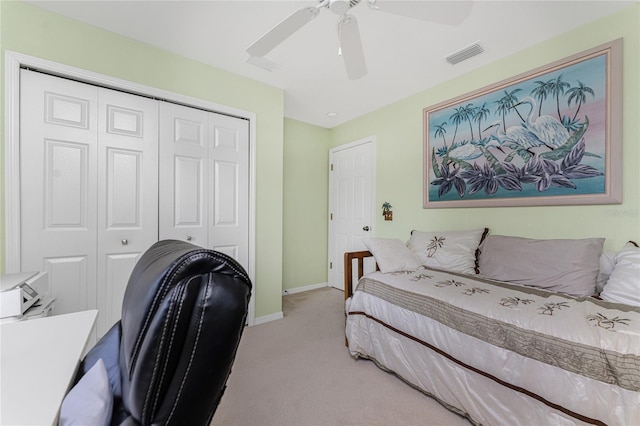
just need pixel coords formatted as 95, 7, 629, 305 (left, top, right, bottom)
423, 39, 622, 208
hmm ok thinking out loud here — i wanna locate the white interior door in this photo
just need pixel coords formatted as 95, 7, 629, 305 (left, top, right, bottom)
96, 87, 159, 335
20, 69, 99, 317
328, 138, 376, 291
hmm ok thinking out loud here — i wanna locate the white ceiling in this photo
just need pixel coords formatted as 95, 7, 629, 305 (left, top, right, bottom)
25, 0, 636, 128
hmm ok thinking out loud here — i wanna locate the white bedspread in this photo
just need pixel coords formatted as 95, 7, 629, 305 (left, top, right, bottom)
346, 268, 640, 425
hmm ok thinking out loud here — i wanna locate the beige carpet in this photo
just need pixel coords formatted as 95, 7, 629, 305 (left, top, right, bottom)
212, 287, 471, 426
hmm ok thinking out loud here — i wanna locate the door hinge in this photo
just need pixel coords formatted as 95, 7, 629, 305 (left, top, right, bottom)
330, 262, 333, 269
330, 213, 333, 220
330, 163, 334, 171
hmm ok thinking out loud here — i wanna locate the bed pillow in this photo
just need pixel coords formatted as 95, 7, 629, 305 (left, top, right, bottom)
596, 250, 617, 294
59, 358, 113, 426
406, 228, 488, 274
478, 235, 604, 297
600, 242, 640, 306
362, 238, 421, 273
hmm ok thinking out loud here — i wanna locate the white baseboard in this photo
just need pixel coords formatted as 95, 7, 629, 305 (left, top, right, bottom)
252, 282, 329, 326
253, 311, 283, 325
282, 282, 328, 295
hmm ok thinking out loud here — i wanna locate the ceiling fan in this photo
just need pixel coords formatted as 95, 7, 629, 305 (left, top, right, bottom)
246, 0, 473, 80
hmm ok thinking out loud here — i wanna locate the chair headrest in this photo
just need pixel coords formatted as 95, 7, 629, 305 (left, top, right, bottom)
119, 240, 252, 424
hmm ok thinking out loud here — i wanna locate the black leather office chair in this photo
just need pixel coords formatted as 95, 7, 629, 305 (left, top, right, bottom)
75, 240, 252, 426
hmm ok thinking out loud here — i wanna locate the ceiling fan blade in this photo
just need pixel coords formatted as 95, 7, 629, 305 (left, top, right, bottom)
370, 0, 473, 25
247, 6, 320, 57
338, 15, 367, 80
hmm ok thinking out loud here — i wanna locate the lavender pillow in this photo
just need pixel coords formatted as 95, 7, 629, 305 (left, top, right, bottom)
478, 235, 604, 297
59, 358, 112, 426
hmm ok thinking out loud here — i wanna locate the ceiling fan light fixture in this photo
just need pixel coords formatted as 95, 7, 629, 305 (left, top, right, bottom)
329, 0, 360, 15
445, 41, 484, 65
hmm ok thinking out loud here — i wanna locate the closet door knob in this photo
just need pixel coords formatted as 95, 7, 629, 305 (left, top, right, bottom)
362, 226, 370, 232
186, 236, 193, 241
121, 239, 128, 246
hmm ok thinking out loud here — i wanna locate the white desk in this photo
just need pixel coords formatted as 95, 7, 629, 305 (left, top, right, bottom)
0, 310, 98, 426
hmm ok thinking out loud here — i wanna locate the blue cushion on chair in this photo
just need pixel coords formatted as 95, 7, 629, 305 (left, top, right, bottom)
59, 358, 113, 426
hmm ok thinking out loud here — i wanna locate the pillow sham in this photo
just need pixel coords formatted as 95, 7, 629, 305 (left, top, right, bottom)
362, 238, 420, 273
406, 228, 488, 274
59, 358, 113, 426
478, 235, 604, 297
596, 250, 617, 294
600, 242, 640, 306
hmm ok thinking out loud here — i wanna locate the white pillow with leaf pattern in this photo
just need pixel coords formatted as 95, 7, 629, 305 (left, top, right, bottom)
407, 228, 488, 274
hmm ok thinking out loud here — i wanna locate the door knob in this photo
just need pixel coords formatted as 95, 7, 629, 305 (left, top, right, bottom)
362, 226, 370, 231
186, 236, 193, 241
121, 239, 128, 246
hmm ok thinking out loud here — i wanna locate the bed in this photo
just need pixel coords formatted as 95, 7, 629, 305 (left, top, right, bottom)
344, 231, 640, 425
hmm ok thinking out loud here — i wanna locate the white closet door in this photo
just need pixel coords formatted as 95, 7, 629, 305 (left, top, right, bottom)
159, 104, 249, 269
159, 102, 209, 246
209, 113, 249, 268
96, 88, 159, 335
20, 70, 159, 338
20, 69, 250, 334
20, 70, 99, 316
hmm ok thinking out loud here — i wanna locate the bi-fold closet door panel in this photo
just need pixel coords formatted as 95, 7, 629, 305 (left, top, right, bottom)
20, 70, 100, 318
159, 103, 249, 269
158, 103, 209, 246
20, 69, 159, 336
209, 112, 250, 269
96, 89, 158, 335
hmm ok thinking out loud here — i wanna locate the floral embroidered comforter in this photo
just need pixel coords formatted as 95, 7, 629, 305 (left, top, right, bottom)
346, 268, 640, 425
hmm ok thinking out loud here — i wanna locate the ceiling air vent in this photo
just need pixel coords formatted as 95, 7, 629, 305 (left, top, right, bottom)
445, 41, 484, 65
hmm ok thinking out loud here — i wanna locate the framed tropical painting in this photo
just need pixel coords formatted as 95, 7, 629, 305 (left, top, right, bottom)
423, 39, 622, 208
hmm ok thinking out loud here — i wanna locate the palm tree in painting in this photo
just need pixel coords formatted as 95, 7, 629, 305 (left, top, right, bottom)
449, 106, 466, 145
566, 81, 595, 121
460, 103, 477, 141
530, 79, 553, 116
434, 122, 448, 149
493, 88, 523, 129
473, 102, 491, 139
548, 74, 571, 121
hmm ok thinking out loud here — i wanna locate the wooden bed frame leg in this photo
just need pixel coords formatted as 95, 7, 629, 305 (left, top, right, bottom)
343, 250, 375, 348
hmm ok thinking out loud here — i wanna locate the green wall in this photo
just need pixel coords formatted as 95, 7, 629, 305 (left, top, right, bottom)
0, 1, 284, 318
282, 118, 329, 290
329, 4, 640, 251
